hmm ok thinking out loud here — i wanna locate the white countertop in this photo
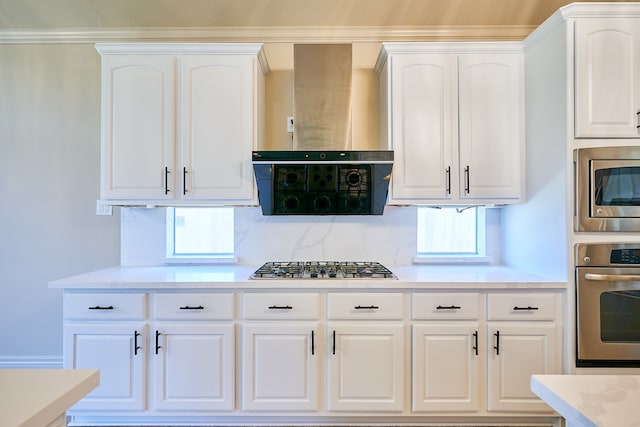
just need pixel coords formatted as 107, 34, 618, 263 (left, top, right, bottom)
0, 369, 99, 427
48, 265, 566, 289
531, 375, 640, 427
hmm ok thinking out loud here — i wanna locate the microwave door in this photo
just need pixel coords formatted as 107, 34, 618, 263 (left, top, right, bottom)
591, 160, 640, 218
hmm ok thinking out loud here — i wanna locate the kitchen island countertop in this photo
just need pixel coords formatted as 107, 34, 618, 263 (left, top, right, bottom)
0, 369, 99, 427
49, 264, 566, 289
531, 375, 640, 427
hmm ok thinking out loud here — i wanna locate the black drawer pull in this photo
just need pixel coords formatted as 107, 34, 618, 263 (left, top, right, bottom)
155, 330, 162, 354
268, 305, 292, 310
513, 306, 539, 311
354, 305, 379, 310
88, 305, 114, 310
179, 305, 204, 310
437, 305, 461, 310
494, 330, 500, 355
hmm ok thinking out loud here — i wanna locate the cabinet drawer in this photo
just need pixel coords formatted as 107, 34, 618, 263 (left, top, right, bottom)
153, 293, 234, 320
412, 293, 480, 320
243, 293, 320, 320
487, 293, 559, 321
64, 293, 146, 320
327, 293, 404, 320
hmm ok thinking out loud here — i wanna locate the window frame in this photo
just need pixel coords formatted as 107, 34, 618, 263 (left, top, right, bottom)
164, 207, 237, 264
414, 206, 491, 265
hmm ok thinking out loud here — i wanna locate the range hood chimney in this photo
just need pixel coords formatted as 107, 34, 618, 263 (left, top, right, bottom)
293, 44, 353, 150
252, 44, 393, 216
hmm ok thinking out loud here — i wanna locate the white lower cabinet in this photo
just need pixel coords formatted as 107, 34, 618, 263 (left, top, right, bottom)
411, 291, 561, 415
241, 292, 321, 411
411, 293, 481, 412
486, 293, 562, 413
62, 288, 563, 424
326, 293, 405, 413
151, 292, 236, 412
63, 291, 235, 419
327, 322, 405, 412
151, 322, 235, 411
412, 323, 481, 412
63, 293, 147, 411
242, 323, 320, 411
64, 322, 147, 411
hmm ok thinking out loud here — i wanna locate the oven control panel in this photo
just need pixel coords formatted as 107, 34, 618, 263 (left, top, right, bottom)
610, 248, 640, 265
577, 243, 640, 267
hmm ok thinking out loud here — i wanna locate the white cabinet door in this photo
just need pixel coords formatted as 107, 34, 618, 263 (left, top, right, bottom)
64, 322, 147, 411
486, 323, 559, 413
100, 55, 175, 200
381, 44, 524, 205
327, 323, 404, 412
458, 54, 524, 200
242, 323, 320, 411
151, 323, 235, 411
412, 323, 480, 412
388, 53, 457, 203
179, 55, 257, 203
97, 44, 265, 205
575, 18, 640, 138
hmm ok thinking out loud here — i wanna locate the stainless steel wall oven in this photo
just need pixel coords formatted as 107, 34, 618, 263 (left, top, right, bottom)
576, 243, 640, 367
575, 146, 640, 232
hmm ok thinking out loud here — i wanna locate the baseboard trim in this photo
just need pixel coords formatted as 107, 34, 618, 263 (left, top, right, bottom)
0, 355, 63, 369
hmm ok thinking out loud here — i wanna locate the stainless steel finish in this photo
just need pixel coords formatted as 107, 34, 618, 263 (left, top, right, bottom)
293, 44, 353, 151
575, 243, 640, 366
574, 146, 640, 232
250, 261, 397, 280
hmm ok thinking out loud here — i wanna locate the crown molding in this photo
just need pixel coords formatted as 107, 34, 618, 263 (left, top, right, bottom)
0, 25, 535, 44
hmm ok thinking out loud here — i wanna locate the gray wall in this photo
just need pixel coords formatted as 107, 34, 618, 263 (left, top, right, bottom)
0, 44, 120, 363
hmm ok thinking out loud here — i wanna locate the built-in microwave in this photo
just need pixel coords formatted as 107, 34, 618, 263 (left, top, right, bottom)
575, 146, 640, 232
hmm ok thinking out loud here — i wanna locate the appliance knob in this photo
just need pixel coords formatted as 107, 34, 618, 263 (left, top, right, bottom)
583, 256, 591, 264
596, 208, 603, 214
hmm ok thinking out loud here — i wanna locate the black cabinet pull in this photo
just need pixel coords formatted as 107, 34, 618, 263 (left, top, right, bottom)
268, 305, 293, 310
354, 305, 379, 310
472, 331, 478, 356
182, 167, 188, 195
513, 306, 539, 311
88, 305, 113, 310
494, 330, 500, 355
464, 165, 470, 193
164, 167, 171, 194
437, 305, 461, 310
445, 166, 451, 194
155, 330, 162, 354
134, 331, 141, 356
332, 330, 336, 355
311, 330, 315, 355
179, 305, 204, 310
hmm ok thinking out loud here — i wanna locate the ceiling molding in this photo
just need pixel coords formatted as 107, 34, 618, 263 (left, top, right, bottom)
0, 25, 536, 44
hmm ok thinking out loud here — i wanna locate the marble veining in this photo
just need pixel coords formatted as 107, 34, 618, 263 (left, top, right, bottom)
532, 375, 640, 427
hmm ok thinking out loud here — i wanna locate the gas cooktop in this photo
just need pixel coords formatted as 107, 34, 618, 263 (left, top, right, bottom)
250, 261, 397, 280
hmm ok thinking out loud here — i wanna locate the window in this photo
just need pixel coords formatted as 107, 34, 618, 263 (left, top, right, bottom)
166, 207, 235, 262
416, 206, 488, 263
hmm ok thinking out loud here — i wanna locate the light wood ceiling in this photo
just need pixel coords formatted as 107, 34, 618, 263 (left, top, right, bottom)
0, 0, 629, 29
0, 0, 632, 68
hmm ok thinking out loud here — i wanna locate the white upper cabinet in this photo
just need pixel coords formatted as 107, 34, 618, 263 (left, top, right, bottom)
575, 18, 640, 138
96, 43, 268, 205
378, 43, 524, 205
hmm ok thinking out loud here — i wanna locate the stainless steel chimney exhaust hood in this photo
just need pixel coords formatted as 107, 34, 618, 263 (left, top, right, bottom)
252, 44, 394, 215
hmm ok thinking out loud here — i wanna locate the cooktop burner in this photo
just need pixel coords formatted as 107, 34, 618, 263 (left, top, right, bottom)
250, 261, 397, 280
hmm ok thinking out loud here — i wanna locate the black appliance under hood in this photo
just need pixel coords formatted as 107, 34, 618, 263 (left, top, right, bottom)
252, 150, 393, 215
252, 44, 393, 215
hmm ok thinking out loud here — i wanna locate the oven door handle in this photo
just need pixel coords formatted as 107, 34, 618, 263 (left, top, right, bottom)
584, 273, 640, 282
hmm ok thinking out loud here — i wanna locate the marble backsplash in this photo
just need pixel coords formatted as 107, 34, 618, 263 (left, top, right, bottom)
120, 205, 502, 267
